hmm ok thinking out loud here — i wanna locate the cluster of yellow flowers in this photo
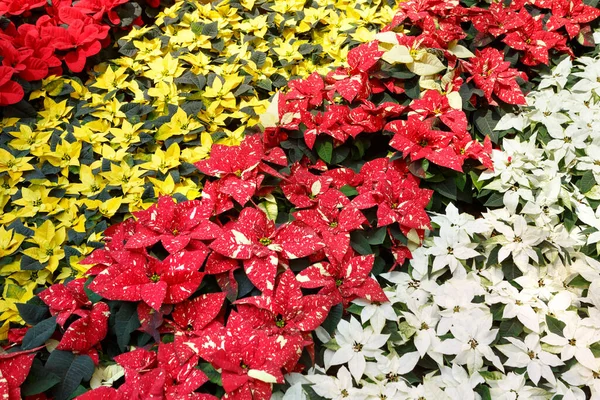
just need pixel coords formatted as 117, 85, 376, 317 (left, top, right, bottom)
0, 0, 397, 338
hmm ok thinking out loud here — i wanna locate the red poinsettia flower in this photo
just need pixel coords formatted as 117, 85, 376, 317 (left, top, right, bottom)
0, 349, 37, 400
346, 101, 405, 136
56, 302, 109, 354
293, 189, 366, 263
409, 89, 467, 134
211, 312, 284, 400
280, 164, 334, 209
125, 196, 220, 254
0, 66, 24, 106
89, 250, 207, 310
195, 136, 267, 206
469, 2, 526, 37
451, 134, 494, 170
236, 270, 333, 370
38, 278, 91, 327
502, 10, 565, 66
204, 252, 240, 301
546, 0, 600, 39
285, 72, 325, 109
352, 158, 432, 231
296, 253, 388, 307
0, 0, 45, 16
171, 292, 227, 361
462, 47, 528, 105
387, 115, 464, 171
210, 207, 324, 293
0, 41, 48, 82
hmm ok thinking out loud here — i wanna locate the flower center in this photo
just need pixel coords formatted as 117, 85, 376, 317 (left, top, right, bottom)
335, 279, 343, 287
259, 237, 272, 246
150, 273, 160, 283
527, 351, 536, 360
469, 338, 478, 349
353, 342, 363, 352
569, 338, 576, 346
420, 322, 429, 330
275, 314, 286, 328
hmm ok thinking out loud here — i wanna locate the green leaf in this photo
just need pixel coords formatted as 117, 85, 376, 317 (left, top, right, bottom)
22, 359, 61, 396
484, 192, 505, 208
202, 21, 219, 38
577, 170, 596, 194
22, 316, 57, 350
365, 227, 386, 245
21, 255, 44, 271
590, 341, 600, 357
199, 363, 222, 386
321, 303, 343, 335
340, 185, 358, 197
270, 73, 287, 88
115, 2, 142, 26
474, 384, 492, 400
315, 138, 333, 163
350, 231, 372, 255
16, 298, 49, 325
115, 302, 141, 352
250, 51, 267, 68
84, 276, 102, 303
433, 178, 457, 200
46, 352, 94, 400
501, 259, 522, 280
546, 315, 566, 337
474, 108, 501, 142
498, 319, 523, 339
303, 384, 328, 400
405, 76, 420, 99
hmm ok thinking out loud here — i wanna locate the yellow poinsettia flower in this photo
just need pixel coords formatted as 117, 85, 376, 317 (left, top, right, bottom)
147, 81, 184, 112
140, 143, 181, 174
9, 269, 53, 287
143, 53, 185, 83
101, 144, 128, 162
37, 97, 73, 122
72, 122, 110, 154
181, 131, 213, 163
12, 186, 61, 217
179, 51, 212, 76
0, 148, 34, 180
272, 41, 305, 64
9, 124, 52, 152
0, 280, 35, 339
0, 175, 20, 210
84, 197, 124, 219
101, 162, 145, 196
92, 65, 130, 92
91, 97, 127, 123
148, 173, 176, 196
0, 227, 24, 258
54, 199, 86, 232
156, 108, 203, 140
218, 126, 245, 147
203, 75, 243, 114
133, 37, 165, 61
109, 120, 146, 149
22, 220, 66, 273
42, 140, 82, 175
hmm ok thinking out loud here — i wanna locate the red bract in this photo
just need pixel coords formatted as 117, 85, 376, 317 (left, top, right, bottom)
236, 270, 333, 370
210, 207, 324, 293
56, 302, 109, 353
38, 278, 90, 327
0, 0, 45, 16
546, 0, 600, 39
296, 254, 388, 307
0, 350, 37, 400
195, 136, 267, 206
409, 89, 467, 134
502, 10, 565, 66
286, 72, 325, 109
280, 164, 333, 209
387, 116, 463, 171
293, 189, 366, 263
469, 3, 526, 37
0, 66, 24, 106
89, 250, 207, 310
352, 158, 432, 231
125, 196, 220, 253
0, 41, 48, 82
211, 312, 284, 400
462, 47, 528, 105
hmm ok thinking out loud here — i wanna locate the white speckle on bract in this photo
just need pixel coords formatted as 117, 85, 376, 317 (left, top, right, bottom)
231, 230, 251, 245
276, 335, 287, 348
248, 369, 278, 383
189, 207, 197, 220
184, 341, 199, 353
296, 275, 311, 283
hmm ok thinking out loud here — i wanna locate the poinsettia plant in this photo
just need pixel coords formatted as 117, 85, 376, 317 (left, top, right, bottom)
5, 0, 600, 399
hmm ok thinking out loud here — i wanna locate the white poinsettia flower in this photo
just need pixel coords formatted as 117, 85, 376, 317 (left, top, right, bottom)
538, 56, 572, 90
576, 144, 600, 184
491, 215, 547, 272
487, 372, 551, 400
430, 203, 490, 242
352, 289, 398, 334
437, 313, 504, 374
541, 312, 597, 369
396, 378, 451, 400
562, 359, 600, 400
433, 277, 487, 335
426, 229, 480, 277
306, 366, 367, 400
513, 268, 564, 302
361, 379, 402, 400
435, 364, 483, 400
496, 333, 563, 385
366, 351, 420, 383
327, 317, 389, 382
571, 56, 600, 97
548, 379, 587, 400
402, 301, 443, 365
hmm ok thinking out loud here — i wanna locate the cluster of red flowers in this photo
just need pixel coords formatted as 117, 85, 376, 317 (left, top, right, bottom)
0, 0, 159, 106
4, 0, 599, 398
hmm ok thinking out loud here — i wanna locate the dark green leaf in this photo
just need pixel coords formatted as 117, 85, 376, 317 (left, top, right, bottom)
315, 138, 333, 163
433, 178, 457, 200
22, 316, 57, 350
498, 319, 523, 339
202, 21, 219, 38
577, 170, 596, 194
46, 352, 94, 400
22, 359, 61, 396
501, 259, 522, 280
546, 315, 566, 337
199, 363, 222, 385
340, 185, 358, 197
20, 255, 44, 271
365, 227, 386, 245
115, 303, 140, 352
321, 303, 343, 335
16, 299, 49, 326
350, 231, 372, 255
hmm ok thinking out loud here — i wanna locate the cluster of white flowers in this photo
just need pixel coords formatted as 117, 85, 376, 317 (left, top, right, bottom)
272, 53, 600, 400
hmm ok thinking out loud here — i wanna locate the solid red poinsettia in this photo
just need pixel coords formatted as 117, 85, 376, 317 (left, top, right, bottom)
0, 66, 24, 106
0, 349, 37, 400
0, 0, 45, 15
236, 270, 333, 370
210, 207, 324, 293
211, 312, 284, 400
89, 250, 207, 310
56, 301, 109, 354
38, 278, 91, 327
125, 196, 220, 254
296, 253, 388, 307
462, 47, 528, 105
